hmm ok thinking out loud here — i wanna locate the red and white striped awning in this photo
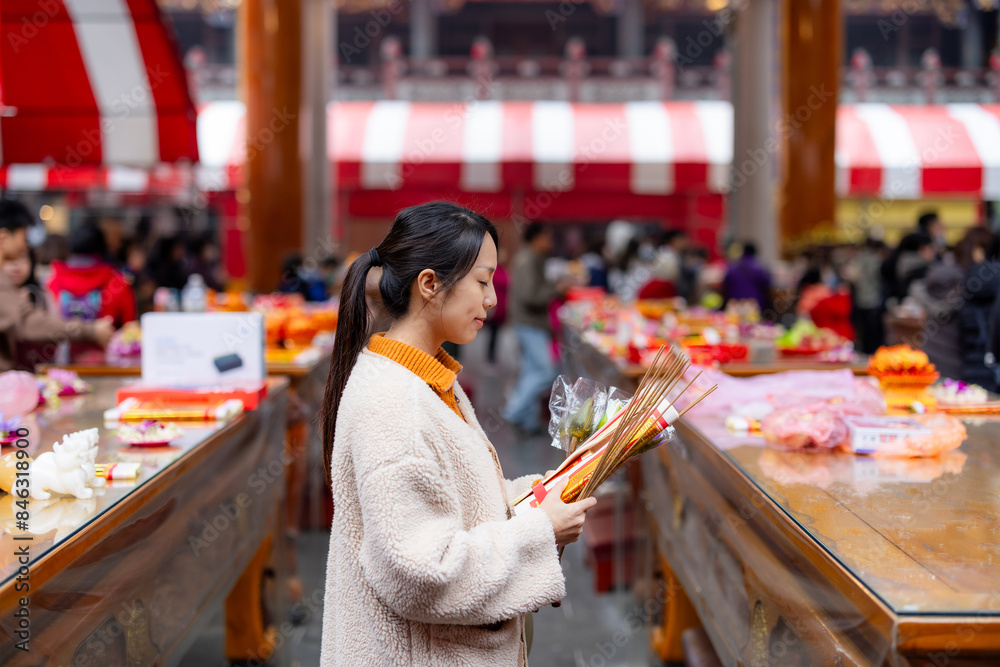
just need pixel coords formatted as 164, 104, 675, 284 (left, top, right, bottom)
0, 163, 193, 193
193, 100, 244, 193
329, 100, 733, 195
10, 96, 1000, 203
836, 104, 1000, 200
191, 100, 733, 195
0, 0, 198, 168
196, 100, 1000, 201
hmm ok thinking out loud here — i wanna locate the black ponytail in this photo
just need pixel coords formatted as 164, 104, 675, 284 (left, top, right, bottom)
321, 201, 498, 485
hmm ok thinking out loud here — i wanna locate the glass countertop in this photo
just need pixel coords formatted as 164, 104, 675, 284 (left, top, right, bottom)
685, 413, 1000, 616
0, 378, 235, 587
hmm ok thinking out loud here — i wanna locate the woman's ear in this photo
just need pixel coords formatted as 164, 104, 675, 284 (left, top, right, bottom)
414, 268, 440, 302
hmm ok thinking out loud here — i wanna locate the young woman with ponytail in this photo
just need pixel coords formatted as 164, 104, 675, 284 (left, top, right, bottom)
319, 202, 595, 666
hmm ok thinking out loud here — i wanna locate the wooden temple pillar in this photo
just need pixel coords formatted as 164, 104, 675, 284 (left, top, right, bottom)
730, 0, 841, 263
779, 0, 841, 247
240, 0, 333, 293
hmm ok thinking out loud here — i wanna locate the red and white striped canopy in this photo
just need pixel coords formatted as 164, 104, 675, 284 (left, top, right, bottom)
190, 100, 735, 195
7, 97, 1000, 203
329, 100, 733, 196
836, 104, 1000, 200
0, 163, 192, 193
0, 0, 198, 168
200, 100, 1000, 201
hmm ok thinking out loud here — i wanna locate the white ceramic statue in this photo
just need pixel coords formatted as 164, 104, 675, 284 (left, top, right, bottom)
30, 428, 101, 500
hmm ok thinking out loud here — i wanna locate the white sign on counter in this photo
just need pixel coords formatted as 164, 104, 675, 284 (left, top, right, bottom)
140, 312, 265, 387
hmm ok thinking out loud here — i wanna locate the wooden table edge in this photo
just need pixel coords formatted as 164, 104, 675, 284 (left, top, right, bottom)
665, 416, 1000, 653
0, 378, 290, 600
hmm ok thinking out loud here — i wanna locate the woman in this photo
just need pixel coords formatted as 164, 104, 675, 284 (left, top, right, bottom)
320, 202, 594, 666
4, 247, 58, 370
0, 201, 113, 372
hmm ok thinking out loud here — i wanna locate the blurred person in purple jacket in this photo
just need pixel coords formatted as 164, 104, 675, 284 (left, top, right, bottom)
722, 242, 772, 313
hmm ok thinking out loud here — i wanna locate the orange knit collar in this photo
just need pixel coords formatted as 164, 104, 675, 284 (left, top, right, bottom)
368, 332, 462, 393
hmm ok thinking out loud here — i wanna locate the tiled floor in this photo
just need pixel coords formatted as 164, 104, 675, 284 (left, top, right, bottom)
181, 327, 667, 666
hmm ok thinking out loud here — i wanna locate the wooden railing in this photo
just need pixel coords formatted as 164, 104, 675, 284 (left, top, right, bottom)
187, 48, 1000, 104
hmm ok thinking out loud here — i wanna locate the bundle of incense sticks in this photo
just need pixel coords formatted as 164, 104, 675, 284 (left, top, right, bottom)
103, 398, 244, 423
513, 345, 717, 510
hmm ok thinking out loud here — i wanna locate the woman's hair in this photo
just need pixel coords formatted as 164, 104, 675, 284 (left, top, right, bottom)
0, 199, 33, 231
798, 267, 823, 289
21, 248, 44, 308
69, 221, 109, 258
320, 201, 498, 483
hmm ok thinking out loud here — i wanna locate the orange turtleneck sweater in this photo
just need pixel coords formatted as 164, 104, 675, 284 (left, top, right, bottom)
367, 332, 466, 421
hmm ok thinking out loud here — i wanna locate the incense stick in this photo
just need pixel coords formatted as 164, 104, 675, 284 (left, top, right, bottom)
539, 349, 670, 481
667, 370, 703, 411
674, 385, 718, 420
580, 345, 683, 499
515, 344, 707, 509
510, 349, 673, 506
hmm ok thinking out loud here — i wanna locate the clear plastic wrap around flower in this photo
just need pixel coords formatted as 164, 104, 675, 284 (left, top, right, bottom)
547, 375, 628, 454
644, 424, 677, 451
541, 375, 679, 500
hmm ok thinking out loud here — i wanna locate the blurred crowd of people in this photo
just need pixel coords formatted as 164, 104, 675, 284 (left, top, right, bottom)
4, 194, 997, 400
843, 212, 1000, 390
496, 212, 1000, 432
500, 221, 713, 434
746, 212, 1000, 391
0, 199, 334, 372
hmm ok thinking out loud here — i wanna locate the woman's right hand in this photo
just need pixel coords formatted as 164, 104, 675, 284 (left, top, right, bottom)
538, 478, 597, 548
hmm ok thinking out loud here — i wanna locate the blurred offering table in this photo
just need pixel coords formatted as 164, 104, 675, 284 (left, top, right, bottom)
0, 377, 290, 666
41, 352, 333, 614
567, 335, 868, 383
42, 353, 333, 529
559, 299, 868, 380
570, 341, 1000, 665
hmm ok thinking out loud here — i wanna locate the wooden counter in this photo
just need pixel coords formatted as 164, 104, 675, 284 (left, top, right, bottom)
41, 355, 333, 529
570, 341, 1000, 665
0, 377, 290, 666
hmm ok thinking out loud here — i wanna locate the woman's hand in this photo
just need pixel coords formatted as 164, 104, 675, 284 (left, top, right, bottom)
538, 478, 597, 548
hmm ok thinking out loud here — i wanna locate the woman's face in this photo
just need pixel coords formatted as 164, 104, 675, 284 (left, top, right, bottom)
3, 251, 30, 287
435, 233, 497, 345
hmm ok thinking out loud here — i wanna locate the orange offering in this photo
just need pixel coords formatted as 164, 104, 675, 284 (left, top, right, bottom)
868, 345, 939, 411
868, 345, 938, 380
312, 309, 338, 332
285, 316, 319, 347
265, 315, 287, 346
636, 299, 677, 320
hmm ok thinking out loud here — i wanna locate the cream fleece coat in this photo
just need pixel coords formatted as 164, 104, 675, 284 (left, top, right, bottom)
320, 349, 566, 666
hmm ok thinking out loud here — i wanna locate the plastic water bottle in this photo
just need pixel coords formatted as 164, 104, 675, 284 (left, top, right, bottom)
181, 274, 207, 313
